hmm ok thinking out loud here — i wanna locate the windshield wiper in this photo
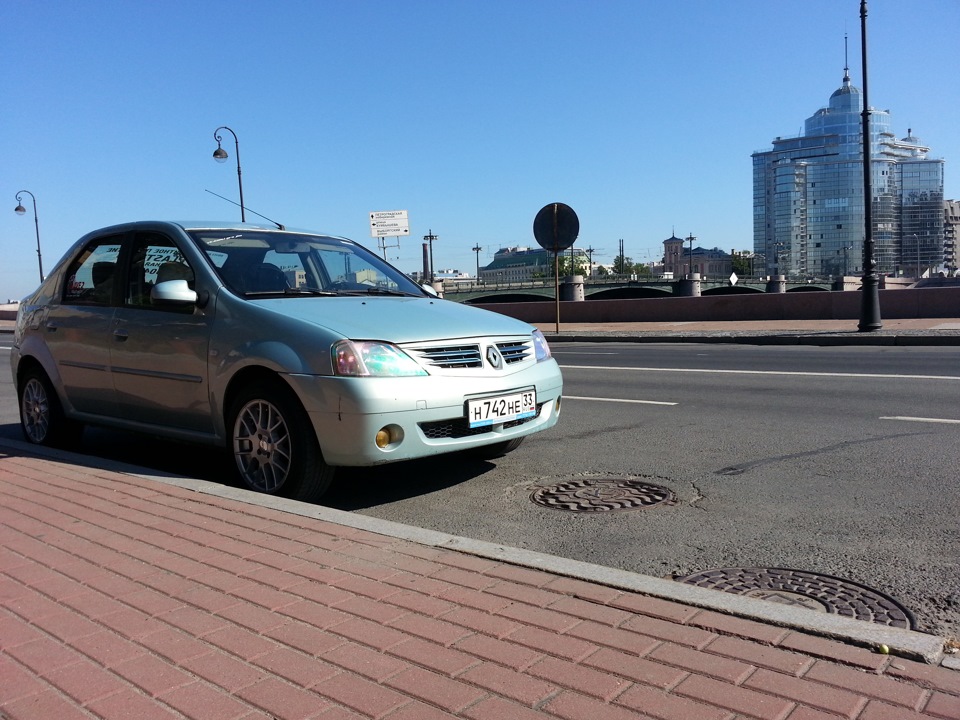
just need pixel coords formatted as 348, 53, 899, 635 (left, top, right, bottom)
342, 287, 420, 297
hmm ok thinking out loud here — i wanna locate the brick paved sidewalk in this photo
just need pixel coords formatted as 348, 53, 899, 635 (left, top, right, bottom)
2, 452, 958, 720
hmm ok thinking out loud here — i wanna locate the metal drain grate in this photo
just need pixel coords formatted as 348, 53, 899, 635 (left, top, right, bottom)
675, 567, 915, 629
530, 477, 675, 513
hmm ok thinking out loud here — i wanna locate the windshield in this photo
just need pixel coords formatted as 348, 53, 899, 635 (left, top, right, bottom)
189, 230, 427, 298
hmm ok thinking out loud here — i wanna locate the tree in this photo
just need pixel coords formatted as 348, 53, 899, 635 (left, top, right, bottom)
552, 253, 589, 278
731, 252, 751, 276
613, 254, 633, 274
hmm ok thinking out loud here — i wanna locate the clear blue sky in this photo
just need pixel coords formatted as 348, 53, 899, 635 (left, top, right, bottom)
3, 0, 958, 301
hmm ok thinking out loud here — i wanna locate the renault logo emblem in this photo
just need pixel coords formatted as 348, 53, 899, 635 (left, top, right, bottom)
485, 346, 502, 369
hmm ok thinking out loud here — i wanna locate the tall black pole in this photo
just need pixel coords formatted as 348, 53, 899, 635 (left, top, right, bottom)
15, 190, 44, 283
858, 0, 882, 331
213, 127, 245, 222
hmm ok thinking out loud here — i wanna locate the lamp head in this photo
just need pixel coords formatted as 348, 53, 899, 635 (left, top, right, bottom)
14, 204, 26, 215
213, 145, 229, 163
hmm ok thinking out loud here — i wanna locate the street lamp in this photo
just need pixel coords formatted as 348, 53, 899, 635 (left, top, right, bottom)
913, 233, 921, 279
686, 234, 696, 278
423, 229, 439, 283
14, 190, 44, 283
472, 244, 482, 282
212, 126, 245, 222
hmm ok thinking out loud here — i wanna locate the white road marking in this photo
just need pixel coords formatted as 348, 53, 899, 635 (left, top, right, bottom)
880, 416, 960, 425
565, 395, 677, 406
560, 365, 960, 381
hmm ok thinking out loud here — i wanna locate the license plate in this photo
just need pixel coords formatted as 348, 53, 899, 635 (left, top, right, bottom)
467, 390, 537, 428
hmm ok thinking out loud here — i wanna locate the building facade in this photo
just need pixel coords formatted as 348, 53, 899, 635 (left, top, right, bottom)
662, 235, 732, 279
752, 67, 945, 278
944, 200, 959, 275
479, 247, 591, 283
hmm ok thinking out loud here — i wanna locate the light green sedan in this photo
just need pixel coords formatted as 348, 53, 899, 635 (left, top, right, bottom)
11, 221, 563, 500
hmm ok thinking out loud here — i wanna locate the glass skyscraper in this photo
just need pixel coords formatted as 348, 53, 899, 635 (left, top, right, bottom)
752, 66, 945, 278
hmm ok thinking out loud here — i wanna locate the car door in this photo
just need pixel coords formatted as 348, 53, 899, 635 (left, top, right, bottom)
109, 232, 215, 435
42, 234, 124, 417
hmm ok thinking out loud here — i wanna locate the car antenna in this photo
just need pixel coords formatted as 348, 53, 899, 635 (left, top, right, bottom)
204, 189, 285, 230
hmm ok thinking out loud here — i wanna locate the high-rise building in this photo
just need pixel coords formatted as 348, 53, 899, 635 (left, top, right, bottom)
752, 65, 945, 278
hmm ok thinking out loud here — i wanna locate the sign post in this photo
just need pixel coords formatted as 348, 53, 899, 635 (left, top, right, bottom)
369, 210, 410, 260
532, 202, 579, 334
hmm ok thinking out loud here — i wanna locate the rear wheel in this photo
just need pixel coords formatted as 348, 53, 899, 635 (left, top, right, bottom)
228, 379, 335, 501
465, 437, 525, 460
17, 366, 84, 448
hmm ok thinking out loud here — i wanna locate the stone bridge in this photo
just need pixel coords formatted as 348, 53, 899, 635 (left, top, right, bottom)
442, 276, 842, 304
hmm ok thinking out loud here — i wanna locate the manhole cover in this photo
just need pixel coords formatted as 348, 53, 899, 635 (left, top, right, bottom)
674, 567, 915, 629
530, 477, 675, 513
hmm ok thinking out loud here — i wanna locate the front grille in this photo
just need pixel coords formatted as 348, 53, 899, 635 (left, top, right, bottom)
419, 402, 545, 439
416, 345, 482, 368
496, 340, 531, 364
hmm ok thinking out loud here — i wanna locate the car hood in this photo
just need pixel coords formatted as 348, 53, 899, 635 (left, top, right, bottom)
251, 296, 536, 343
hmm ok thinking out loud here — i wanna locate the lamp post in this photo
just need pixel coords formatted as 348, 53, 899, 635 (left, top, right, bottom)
423, 229, 439, 283
14, 190, 44, 283
472, 244, 482, 283
857, 0, 882, 331
914, 233, 921, 278
686, 234, 695, 278
212, 126, 245, 222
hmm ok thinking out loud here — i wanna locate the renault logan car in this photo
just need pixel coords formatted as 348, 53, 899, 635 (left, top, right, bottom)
11, 221, 563, 501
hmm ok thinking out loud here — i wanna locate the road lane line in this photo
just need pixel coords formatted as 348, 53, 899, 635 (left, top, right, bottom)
879, 416, 960, 425
560, 365, 960, 381
565, 395, 677, 406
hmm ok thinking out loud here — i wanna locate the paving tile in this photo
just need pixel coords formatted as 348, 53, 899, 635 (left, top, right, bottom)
8, 687, 120, 720
673, 674, 795, 720
178, 650, 270, 693
704, 635, 814, 676
321, 641, 409, 682
458, 661, 558, 707
112, 653, 197, 697
778, 631, 889, 672
543, 690, 659, 720
649, 640, 755, 684
313, 671, 409, 717
453, 632, 545, 671
804, 659, 927, 708
384, 666, 489, 713
743, 667, 867, 718
582, 646, 689, 689
526, 655, 631, 701
615, 682, 735, 720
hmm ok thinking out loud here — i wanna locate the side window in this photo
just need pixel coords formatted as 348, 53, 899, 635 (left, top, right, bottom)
63, 237, 122, 305
125, 233, 194, 308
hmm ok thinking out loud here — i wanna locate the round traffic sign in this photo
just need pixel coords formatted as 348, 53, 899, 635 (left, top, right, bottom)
533, 203, 579, 253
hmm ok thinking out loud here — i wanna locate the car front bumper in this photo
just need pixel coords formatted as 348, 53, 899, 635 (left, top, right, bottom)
286, 359, 563, 466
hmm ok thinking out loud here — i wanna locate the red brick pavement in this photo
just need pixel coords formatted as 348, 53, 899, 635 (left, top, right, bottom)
1, 452, 958, 720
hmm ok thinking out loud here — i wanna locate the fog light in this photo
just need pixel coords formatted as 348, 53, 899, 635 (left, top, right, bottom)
375, 425, 404, 449
555, 396, 562, 415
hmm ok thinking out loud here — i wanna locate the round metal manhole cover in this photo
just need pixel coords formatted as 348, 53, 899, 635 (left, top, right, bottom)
674, 567, 915, 629
530, 477, 675, 513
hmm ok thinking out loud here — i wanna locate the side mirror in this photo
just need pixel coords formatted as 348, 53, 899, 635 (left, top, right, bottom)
421, 284, 439, 297
151, 279, 198, 305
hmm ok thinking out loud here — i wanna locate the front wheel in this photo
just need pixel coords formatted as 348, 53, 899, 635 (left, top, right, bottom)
18, 366, 83, 448
228, 379, 335, 501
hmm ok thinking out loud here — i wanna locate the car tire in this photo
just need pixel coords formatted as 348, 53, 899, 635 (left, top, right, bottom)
465, 437, 525, 459
17, 366, 84, 448
228, 379, 335, 501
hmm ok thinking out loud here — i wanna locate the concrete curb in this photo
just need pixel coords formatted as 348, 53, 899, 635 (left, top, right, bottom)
0, 437, 948, 666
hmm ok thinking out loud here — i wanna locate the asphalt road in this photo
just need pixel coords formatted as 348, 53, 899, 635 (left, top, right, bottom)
2, 339, 958, 640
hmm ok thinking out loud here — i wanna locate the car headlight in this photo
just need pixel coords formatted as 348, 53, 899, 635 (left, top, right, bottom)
332, 340, 427, 377
532, 329, 552, 361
